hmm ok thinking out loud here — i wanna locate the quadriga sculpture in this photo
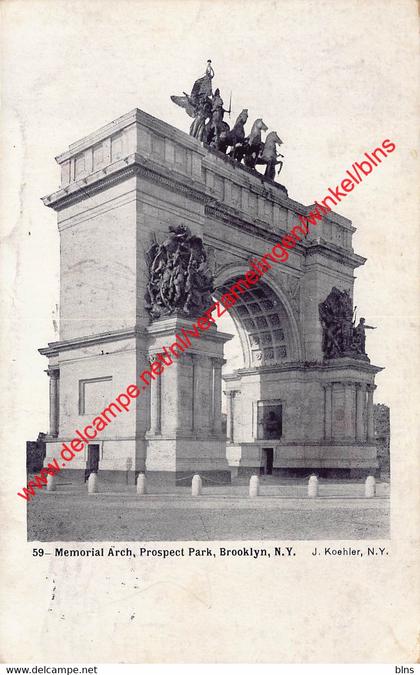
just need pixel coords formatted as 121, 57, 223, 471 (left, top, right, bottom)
170, 60, 285, 179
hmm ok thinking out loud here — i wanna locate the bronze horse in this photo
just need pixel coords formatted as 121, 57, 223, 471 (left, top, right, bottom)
204, 119, 229, 149
255, 131, 284, 180
218, 109, 249, 157
198, 110, 283, 182
240, 118, 268, 169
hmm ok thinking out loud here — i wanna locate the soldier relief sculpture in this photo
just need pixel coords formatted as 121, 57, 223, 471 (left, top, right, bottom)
319, 287, 376, 359
171, 60, 284, 180
144, 225, 214, 319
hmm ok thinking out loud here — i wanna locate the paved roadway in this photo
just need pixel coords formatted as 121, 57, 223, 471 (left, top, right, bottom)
27, 482, 390, 541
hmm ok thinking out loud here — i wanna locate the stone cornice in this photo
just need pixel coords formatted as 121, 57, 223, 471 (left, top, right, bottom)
42, 153, 211, 212
133, 154, 209, 202
39, 326, 148, 357
203, 155, 353, 231
206, 201, 358, 264
53, 107, 353, 227
43, 147, 298, 221
42, 160, 137, 211
42, 151, 359, 267
304, 242, 366, 268
223, 358, 383, 378
205, 201, 294, 247
146, 316, 233, 344
44, 137, 358, 273
232, 441, 378, 449
42, 108, 361, 274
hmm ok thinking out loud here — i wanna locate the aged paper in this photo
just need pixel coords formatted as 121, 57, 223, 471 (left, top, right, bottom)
0, 0, 418, 666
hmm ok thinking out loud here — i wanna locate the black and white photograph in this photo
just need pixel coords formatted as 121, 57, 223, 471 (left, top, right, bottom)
26, 60, 391, 543
1, 0, 418, 667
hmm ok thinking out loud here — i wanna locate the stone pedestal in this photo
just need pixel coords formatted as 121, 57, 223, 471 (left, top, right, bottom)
144, 317, 232, 485
224, 357, 382, 477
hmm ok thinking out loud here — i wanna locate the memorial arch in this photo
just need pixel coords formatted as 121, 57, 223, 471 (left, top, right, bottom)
39, 108, 382, 484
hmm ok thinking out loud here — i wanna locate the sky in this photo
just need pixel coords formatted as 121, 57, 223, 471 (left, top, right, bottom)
1, 0, 418, 442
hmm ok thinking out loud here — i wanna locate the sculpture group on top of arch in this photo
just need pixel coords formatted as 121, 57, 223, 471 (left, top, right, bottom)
171, 60, 284, 181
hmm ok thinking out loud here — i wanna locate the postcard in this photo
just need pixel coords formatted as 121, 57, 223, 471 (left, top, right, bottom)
1, 0, 418, 667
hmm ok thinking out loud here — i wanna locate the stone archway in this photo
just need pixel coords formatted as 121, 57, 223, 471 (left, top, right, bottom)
211, 265, 305, 473
214, 265, 303, 368
39, 108, 381, 483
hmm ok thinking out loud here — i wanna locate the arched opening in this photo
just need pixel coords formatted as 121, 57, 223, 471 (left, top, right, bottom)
215, 276, 299, 372
212, 273, 300, 463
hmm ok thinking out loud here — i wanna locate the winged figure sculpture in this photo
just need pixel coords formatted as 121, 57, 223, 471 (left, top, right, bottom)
171, 60, 214, 139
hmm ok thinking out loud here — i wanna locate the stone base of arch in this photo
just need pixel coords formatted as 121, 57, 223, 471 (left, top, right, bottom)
144, 316, 232, 485
224, 357, 382, 476
227, 443, 379, 477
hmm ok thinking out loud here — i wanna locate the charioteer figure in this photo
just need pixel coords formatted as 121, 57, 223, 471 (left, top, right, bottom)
203, 86, 233, 149
209, 88, 224, 145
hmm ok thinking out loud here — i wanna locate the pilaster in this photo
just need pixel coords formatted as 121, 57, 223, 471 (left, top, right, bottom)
47, 368, 60, 438
356, 383, 366, 441
367, 384, 376, 442
323, 383, 332, 440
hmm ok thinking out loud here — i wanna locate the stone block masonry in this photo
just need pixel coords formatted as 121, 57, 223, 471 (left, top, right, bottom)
35, 108, 388, 486
20, 158, 384, 500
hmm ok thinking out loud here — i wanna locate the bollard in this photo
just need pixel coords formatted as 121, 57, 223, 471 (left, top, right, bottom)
249, 474, 260, 497
308, 474, 318, 498
365, 475, 376, 498
88, 472, 98, 494
191, 474, 202, 497
46, 472, 57, 492
136, 473, 146, 495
